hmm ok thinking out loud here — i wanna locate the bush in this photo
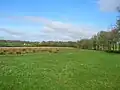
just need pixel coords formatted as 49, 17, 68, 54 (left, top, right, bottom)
0, 51, 5, 55
52, 49, 58, 53
16, 51, 22, 54
48, 49, 52, 53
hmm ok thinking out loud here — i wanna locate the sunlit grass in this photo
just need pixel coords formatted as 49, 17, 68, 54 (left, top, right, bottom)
0, 49, 120, 90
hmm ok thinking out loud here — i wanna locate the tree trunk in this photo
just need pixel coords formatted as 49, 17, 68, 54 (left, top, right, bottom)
119, 43, 120, 51
102, 44, 105, 51
97, 45, 99, 50
112, 42, 114, 51
115, 42, 117, 51
108, 41, 111, 51
93, 41, 97, 50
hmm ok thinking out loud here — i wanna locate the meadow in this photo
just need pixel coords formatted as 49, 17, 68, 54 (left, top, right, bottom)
0, 48, 120, 90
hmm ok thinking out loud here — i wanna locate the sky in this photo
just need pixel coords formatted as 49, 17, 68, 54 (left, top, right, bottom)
0, 0, 120, 41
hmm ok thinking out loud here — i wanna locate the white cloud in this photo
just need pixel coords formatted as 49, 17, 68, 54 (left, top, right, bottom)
98, 0, 120, 12
0, 28, 25, 35
22, 16, 98, 40
0, 16, 100, 41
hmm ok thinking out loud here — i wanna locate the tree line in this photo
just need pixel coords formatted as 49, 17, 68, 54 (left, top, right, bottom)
77, 15, 120, 53
0, 40, 77, 47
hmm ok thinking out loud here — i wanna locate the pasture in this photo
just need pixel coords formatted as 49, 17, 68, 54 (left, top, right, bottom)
0, 48, 120, 90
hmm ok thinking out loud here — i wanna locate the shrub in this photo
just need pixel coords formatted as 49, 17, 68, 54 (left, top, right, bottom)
17, 52, 22, 54
0, 51, 5, 55
48, 49, 52, 53
32, 49, 37, 53
52, 49, 58, 53
22, 48, 26, 52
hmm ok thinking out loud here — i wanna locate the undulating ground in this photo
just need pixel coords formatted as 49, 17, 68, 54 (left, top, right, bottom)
0, 49, 120, 90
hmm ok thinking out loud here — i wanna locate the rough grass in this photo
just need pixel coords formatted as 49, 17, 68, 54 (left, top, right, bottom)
0, 47, 64, 55
0, 49, 120, 90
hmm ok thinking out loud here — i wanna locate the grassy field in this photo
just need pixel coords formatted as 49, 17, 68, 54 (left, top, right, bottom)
0, 49, 120, 90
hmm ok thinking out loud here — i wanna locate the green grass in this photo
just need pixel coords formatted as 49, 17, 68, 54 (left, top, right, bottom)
0, 49, 120, 90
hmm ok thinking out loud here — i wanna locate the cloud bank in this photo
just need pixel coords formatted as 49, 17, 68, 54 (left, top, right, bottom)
0, 28, 25, 35
0, 16, 99, 41
98, 0, 120, 12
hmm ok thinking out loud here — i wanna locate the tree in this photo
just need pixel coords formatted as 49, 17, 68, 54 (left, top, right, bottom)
91, 35, 97, 50
116, 16, 120, 51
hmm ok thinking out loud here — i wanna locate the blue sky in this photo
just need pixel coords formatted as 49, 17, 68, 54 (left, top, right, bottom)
0, 0, 119, 41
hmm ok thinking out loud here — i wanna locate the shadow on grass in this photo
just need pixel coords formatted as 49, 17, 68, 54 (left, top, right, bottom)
105, 50, 120, 54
